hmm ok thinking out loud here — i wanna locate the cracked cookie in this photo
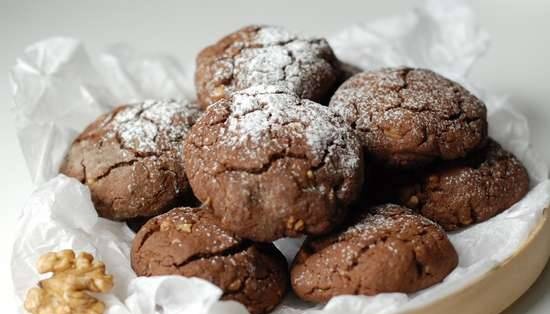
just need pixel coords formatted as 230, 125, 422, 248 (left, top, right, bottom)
329, 67, 488, 168
290, 204, 458, 302
195, 25, 340, 109
60, 100, 202, 220
131, 207, 288, 314
183, 85, 364, 242
390, 139, 530, 231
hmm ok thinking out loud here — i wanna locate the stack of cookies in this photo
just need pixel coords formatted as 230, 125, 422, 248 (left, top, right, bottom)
60, 25, 530, 314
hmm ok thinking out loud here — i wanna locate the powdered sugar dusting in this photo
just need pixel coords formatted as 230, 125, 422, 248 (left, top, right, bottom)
199, 25, 338, 106
235, 27, 334, 98
220, 86, 361, 175
111, 99, 202, 153
255, 25, 296, 45
329, 68, 487, 166
342, 205, 442, 240
224, 86, 298, 145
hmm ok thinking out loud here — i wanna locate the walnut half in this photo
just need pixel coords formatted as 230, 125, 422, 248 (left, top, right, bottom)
24, 250, 114, 314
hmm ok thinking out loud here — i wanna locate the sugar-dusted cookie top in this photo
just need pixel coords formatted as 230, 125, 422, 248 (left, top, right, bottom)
184, 85, 364, 241
195, 25, 340, 108
329, 67, 488, 168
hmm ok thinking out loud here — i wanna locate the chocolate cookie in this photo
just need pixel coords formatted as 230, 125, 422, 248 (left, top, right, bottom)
184, 85, 364, 242
195, 25, 340, 108
393, 139, 530, 230
60, 100, 202, 220
131, 207, 288, 314
336, 61, 362, 83
319, 61, 363, 105
291, 204, 458, 302
329, 68, 488, 168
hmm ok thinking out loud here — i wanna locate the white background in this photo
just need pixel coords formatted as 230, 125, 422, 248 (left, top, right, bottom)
0, 0, 549, 313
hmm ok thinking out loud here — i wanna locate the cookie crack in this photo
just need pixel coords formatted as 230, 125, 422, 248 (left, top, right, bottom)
401, 68, 411, 91
177, 240, 253, 267
218, 35, 300, 96
113, 132, 163, 158
89, 159, 139, 183
391, 69, 473, 120
281, 46, 297, 84
216, 152, 309, 176
79, 160, 88, 184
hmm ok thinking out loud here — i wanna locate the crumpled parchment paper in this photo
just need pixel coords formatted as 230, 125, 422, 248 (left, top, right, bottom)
10, 0, 550, 313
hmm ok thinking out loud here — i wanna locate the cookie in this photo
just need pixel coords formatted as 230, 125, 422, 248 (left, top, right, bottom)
131, 207, 288, 314
393, 139, 530, 230
319, 61, 363, 105
195, 25, 340, 108
60, 100, 202, 220
184, 85, 364, 242
290, 204, 458, 302
335, 61, 362, 83
329, 67, 488, 168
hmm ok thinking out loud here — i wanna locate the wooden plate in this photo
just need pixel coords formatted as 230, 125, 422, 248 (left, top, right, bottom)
408, 207, 550, 314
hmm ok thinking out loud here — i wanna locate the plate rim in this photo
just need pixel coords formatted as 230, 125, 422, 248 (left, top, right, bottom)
405, 207, 550, 314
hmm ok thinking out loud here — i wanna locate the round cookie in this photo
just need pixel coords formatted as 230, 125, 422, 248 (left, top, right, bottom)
184, 85, 364, 242
60, 100, 202, 220
290, 204, 458, 302
329, 67, 488, 168
394, 139, 530, 231
195, 25, 340, 109
131, 207, 288, 314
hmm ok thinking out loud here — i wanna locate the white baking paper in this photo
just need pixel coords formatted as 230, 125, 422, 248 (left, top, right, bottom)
9, 0, 550, 313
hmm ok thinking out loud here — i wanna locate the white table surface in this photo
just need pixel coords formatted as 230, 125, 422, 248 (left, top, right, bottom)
1, 0, 549, 313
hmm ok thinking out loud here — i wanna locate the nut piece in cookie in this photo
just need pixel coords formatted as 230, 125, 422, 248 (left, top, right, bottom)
329, 67, 488, 168
195, 25, 341, 108
24, 250, 113, 314
60, 100, 202, 220
290, 204, 458, 302
131, 207, 288, 314
392, 139, 530, 231
184, 85, 364, 241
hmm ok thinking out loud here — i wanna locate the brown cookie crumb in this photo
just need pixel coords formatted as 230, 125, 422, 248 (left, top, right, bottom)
60, 100, 202, 220
183, 85, 364, 241
290, 204, 458, 302
131, 207, 288, 314
329, 67, 488, 168
195, 25, 340, 108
